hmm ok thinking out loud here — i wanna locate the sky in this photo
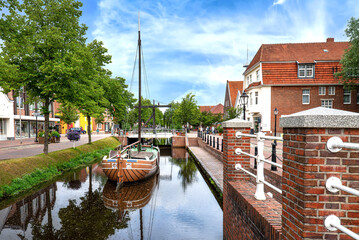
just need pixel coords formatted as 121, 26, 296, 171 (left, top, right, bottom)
79, 0, 359, 106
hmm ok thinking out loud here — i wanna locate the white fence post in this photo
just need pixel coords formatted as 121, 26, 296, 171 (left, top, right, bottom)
255, 131, 266, 200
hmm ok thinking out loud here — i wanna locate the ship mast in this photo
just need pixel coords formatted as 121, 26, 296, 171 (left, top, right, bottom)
138, 12, 142, 149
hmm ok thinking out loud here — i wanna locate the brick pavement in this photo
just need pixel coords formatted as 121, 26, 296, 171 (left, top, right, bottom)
0, 134, 112, 160
188, 146, 223, 192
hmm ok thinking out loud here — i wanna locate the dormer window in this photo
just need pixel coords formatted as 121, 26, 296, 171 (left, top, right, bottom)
298, 64, 314, 78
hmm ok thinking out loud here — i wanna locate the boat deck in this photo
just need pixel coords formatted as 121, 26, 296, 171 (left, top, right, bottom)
130, 151, 154, 159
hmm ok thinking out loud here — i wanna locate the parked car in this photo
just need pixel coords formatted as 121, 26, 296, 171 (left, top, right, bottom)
69, 127, 86, 134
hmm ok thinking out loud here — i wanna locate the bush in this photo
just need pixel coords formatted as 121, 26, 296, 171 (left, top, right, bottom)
216, 125, 223, 133
67, 131, 80, 141
51, 131, 60, 138
38, 131, 44, 137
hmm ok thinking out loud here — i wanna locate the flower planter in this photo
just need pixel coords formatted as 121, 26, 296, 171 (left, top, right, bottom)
38, 137, 44, 144
50, 136, 61, 143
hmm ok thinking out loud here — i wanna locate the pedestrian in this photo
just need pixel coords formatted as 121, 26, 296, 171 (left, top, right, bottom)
96, 128, 99, 134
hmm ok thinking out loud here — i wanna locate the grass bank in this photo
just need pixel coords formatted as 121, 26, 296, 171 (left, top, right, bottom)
0, 136, 120, 199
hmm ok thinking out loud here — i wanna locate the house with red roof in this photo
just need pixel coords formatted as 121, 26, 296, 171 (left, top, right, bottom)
243, 38, 355, 133
224, 80, 243, 118
199, 104, 224, 115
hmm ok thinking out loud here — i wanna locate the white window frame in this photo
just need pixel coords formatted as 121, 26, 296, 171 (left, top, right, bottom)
319, 87, 326, 95
16, 96, 24, 109
344, 89, 351, 104
250, 75, 252, 84
97, 123, 102, 129
302, 89, 310, 104
255, 92, 258, 105
321, 99, 333, 108
256, 70, 260, 81
328, 86, 335, 95
298, 64, 314, 78
250, 93, 253, 105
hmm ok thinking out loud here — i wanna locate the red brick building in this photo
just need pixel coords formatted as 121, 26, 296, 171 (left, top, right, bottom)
199, 104, 224, 115
243, 38, 354, 133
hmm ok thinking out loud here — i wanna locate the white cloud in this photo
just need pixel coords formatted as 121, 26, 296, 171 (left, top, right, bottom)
273, 0, 287, 6
90, 0, 352, 105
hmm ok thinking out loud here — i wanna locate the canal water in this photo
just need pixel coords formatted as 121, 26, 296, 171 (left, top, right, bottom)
0, 148, 223, 239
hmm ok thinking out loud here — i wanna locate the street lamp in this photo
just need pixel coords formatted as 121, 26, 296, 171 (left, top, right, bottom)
271, 107, 279, 171
240, 91, 249, 120
33, 109, 40, 142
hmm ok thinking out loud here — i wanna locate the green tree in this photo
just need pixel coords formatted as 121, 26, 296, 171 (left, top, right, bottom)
225, 106, 242, 120
57, 103, 79, 131
74, 40, 110, 144
0, 0, 88, 154
336, 17, 359, 89
102, 77, 135, 125
173, 93, 200, 128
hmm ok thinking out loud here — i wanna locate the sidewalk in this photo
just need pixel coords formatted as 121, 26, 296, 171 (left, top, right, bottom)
0, 134, 112, 160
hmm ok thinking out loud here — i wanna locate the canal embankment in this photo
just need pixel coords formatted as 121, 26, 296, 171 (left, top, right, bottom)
0, 136, 120, 199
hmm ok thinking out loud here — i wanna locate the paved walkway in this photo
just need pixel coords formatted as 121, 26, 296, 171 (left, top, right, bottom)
0, 134, 112, 160
187, 131, 284, 193
188, 146, 223, 192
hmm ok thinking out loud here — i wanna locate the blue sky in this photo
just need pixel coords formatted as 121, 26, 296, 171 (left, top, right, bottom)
79, 0, 359, 106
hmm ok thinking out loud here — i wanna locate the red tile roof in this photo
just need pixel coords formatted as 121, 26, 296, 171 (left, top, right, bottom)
228, 81, 243, 107
199, 104, 224, 114
245, 39, 350, 74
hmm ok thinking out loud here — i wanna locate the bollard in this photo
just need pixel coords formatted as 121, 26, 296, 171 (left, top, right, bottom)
271, 142, 277, 171
217, 137, 219, 150
254, 146, 257, 169
210, 135, 212, 146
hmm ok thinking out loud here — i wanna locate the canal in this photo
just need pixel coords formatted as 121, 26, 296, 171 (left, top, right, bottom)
0, 148, 223, 239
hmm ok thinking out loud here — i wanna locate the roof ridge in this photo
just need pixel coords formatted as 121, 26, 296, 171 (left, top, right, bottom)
262, 41, 349, 46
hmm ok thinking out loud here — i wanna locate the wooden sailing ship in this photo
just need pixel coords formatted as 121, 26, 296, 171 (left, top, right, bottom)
101, 14, 160, 185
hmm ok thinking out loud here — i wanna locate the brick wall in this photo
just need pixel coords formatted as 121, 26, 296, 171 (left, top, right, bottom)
271, 85, 359, 133
222, 119, 282, 240
280, 108, 359, 240
197, 137, 223, 162
225, 181, 282, 240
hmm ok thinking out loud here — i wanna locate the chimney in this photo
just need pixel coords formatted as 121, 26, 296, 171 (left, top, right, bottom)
326, 37, 334, 42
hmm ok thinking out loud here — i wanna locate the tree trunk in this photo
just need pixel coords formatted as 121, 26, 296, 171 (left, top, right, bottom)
43, 98, 50, 154
87, 114, 92, 144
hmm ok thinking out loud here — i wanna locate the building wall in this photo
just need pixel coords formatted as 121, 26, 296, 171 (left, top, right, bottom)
271, 85, 359, 133
246, 86, 272, 132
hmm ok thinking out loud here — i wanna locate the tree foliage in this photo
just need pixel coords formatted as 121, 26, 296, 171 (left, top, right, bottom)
57, 103, 79, 128
200, 111, 222, 127
336, 17, 359, 89
225, 106, 242, 120
0, 0, 88, 153
173, 92, 200, 127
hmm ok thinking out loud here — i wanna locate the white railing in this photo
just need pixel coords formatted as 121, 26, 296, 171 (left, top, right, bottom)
324, 137, 359, 239
234, 131, 283, 200
326, 136, 359, 153
325, 215, 359, 240
326, 177, 359, 197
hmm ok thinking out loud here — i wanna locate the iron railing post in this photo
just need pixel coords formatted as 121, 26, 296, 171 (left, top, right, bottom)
221, 139, 223, 152
217, 137, 219, 150
254, 146, 258, 169
271, 142, 277, 171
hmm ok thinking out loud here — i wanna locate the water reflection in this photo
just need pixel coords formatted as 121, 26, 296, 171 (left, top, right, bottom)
0, 151, 223, 239
170, 158, 198, 191
0, 184, 56, 239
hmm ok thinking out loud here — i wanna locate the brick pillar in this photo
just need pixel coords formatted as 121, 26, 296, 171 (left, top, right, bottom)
222, 118, 251, 195
280, 107, 359, 239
